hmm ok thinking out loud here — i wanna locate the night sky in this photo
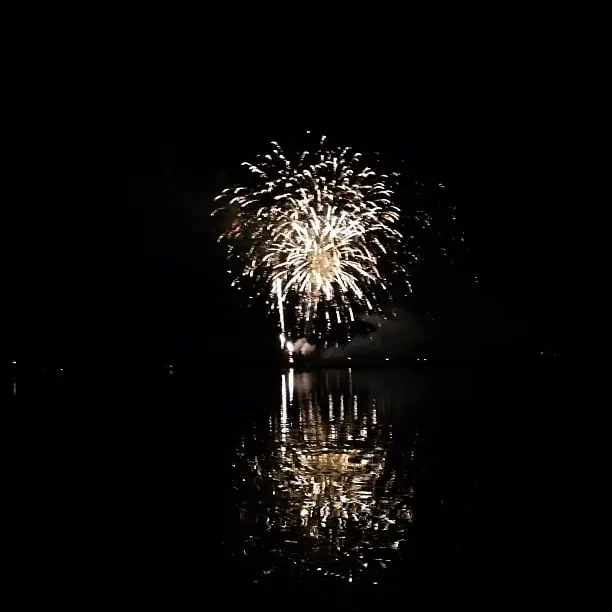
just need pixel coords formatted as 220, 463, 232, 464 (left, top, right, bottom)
2, 83, 598, 363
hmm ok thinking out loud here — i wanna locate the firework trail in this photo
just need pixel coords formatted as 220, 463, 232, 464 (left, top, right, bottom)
212, 134, 458, 346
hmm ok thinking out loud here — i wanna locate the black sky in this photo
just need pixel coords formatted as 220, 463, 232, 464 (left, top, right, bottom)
2, 82, 598, 362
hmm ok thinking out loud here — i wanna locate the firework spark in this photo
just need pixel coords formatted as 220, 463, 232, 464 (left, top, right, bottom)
213, 135, 407, 341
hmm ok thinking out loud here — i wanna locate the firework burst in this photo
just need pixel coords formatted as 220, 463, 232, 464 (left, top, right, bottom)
212, 134, 464, 346
213, 135, 409, 342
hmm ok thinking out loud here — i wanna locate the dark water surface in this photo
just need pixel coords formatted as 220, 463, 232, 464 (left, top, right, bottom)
5, 362, 579, 603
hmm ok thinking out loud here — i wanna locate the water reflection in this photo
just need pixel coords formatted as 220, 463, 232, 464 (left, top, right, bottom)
234, 369, 419, 586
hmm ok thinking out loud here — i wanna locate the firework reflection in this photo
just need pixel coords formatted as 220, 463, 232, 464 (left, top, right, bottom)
235, 369, 416, 585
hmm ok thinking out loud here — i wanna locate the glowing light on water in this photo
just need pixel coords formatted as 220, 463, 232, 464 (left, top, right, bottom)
288, 367, 294, 404
281, 373, 288, 443
236, 370, 414, 584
